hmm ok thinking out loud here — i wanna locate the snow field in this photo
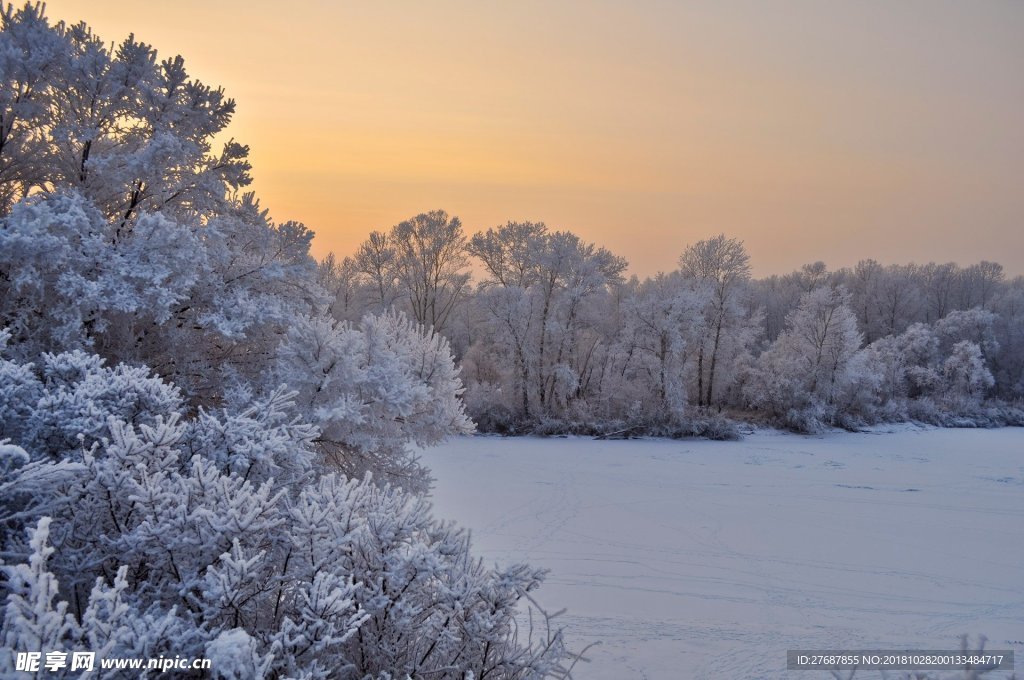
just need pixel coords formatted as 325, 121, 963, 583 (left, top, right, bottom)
423, 428, 1024, 679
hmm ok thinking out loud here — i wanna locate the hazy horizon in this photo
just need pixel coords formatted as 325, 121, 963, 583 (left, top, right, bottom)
44, 0, 1024, 278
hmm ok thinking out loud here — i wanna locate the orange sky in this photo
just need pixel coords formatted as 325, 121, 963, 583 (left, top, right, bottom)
44, 1, 1024, 277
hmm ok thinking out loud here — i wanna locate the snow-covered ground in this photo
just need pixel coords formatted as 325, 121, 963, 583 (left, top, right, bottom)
421, 428, 1024, 679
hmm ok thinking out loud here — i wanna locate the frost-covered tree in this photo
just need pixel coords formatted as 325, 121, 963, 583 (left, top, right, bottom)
0, 3, 249, 224
0, 5, 325, 405
319, 252, 369, 324
957, 261, 1005, 311
678, 235, 756, 408
464, 222, 626, 428
860, 323, 940, 407
391, 210, 471, 334
347, 211, 471, 334
353, 230, 402, 315
0, 186, 326, 403
934, 308, 998, 360
858, 314, 1004, 424
919, 261, 960, 322
744, 286, 864, 431
941, 341, 994, 410
0, 4, 62, 211
0, 5, 476, 489
873, 264, 923, 339
0, 517, 197, 678
603, 273, 705, 423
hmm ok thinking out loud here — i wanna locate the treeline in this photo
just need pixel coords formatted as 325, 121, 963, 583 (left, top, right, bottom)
323, 215, 1024, 435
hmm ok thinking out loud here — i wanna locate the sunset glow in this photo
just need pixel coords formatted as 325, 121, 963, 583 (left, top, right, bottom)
45, 0, 1024, 276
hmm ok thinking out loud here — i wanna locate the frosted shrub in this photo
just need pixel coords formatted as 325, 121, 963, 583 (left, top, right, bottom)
278, 310, 473, 493
26, 350, 184, 459
0, 518, 198, 678
0, 349, 568, 678
859, 322, 1008, 426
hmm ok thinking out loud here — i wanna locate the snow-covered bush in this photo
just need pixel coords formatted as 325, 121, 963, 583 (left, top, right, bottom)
1, 518, 199, 678
0, 349, 568, 678
857, 318, 1011, 426
277, 310, 474, 492
24, 350, 184, 459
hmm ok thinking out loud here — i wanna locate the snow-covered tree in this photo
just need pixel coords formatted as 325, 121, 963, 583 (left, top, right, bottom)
391, 210, 471, 334
0, 6, 476, 487
347, 211, 471, 335
957, 261, 1005, 311
0, 4, 250, 225
319, 252, 368, 324
942, 341, 994, 410
602, 273, 706, 424
464, 222, 626, 428
1, 518, 197, 677
745, 286, 864, 431
0, 4, 65, 211
678, 235, 756, 408
858, 314, 1005, 424
861, 323, 940, 408
353, 229, 403, 316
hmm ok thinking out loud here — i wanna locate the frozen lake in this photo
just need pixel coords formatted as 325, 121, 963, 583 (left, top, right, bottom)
421, 428, 1024, 679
